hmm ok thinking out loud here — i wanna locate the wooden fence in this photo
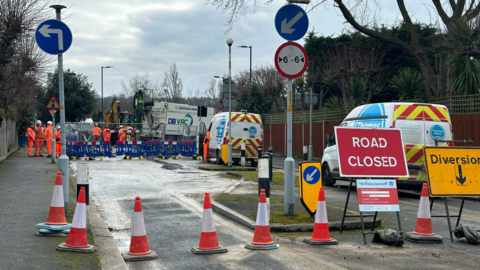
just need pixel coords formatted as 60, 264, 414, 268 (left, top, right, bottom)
0, 118, 18, 162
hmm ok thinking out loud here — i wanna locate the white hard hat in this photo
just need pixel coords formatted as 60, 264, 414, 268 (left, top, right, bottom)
36, 120, 41, 124
47, 121, 52, 125
119, 125, 123, 128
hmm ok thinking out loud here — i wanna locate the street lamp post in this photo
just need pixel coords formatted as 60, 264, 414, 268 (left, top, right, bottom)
101, 66, 114, 117
163, 87, 168, 102
238, 45, 252, 90
226, 37, 233, 167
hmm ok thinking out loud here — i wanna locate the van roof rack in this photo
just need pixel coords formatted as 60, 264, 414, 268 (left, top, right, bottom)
241, 110, 247, 114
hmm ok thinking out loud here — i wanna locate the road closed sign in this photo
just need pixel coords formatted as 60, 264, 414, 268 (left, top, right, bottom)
298, 162, 322, 215
335, 127, 408, 177
424, 147, 480, 197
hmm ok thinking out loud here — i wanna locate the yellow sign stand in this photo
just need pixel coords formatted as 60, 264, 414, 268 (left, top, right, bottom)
424, 146, 480, 197
298, 162, 322, 215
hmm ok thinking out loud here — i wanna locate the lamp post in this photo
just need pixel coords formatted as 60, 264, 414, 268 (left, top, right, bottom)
226, 37, 233, 167
101, 66, 114, 117
163, 87, 168, 102
238, 45, 252, 90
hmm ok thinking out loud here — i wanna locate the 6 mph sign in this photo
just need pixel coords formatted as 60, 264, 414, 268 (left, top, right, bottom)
274, 41, 308, 79
335, 127, 408, 177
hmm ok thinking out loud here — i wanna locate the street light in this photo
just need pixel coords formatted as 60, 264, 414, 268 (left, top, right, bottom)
238, 45, 252, 90
163, 87, 168, 102
101, 66, 114, 118
226, 37, 233, 167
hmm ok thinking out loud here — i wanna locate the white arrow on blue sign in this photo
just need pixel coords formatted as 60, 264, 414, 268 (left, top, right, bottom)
35, 19, 73, 55
274, 4, 309, 41
302, 165, 320, 184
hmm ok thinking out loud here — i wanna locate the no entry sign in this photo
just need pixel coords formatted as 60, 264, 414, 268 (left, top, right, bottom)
335, 127, 408, 177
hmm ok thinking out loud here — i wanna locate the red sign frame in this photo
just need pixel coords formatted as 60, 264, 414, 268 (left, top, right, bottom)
274, 41, 308, 79
335, 127, 408, 177
45, 95, 60, 110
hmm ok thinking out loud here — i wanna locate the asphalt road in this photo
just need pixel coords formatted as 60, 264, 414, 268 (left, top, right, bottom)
78, 156, 480, 270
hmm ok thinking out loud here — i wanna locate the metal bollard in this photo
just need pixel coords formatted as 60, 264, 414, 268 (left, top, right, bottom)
303, 146, 308, 161
241, 139, 246, 166
267, 147, 273, 182
258, 146, 263, 157
258, 154, 271, 218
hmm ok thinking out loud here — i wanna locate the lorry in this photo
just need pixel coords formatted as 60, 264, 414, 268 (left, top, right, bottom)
321, 102, 453, 188
206, 111, 263, 166
140, 101, 215, 142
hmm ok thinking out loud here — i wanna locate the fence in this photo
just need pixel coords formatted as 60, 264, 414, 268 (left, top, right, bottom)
0, 118, 18, 162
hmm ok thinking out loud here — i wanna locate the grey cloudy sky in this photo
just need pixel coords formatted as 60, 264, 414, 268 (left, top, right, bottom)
50, 0, 435, 98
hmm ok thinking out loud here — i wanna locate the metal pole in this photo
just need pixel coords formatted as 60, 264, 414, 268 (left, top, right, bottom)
284, 78, 294, 215
227, 41, 233, 167
249, 46, 252, 89
51, 5, 69, 217
101, 67, 104, 117
309, 89, 313, 161
51, 115, 56, 163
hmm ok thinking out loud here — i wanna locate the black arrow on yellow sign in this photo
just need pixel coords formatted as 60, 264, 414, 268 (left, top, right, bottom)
456, 165, 467, 185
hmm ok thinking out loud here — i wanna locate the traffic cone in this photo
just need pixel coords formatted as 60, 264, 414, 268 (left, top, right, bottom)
35, 172, 71, 236
245, 189, 279, 250
56, 188, 96, 252
304, 188, 338, 245
122, 196, 158, 262
192, 193, 228, 254
405, 183, 443, 243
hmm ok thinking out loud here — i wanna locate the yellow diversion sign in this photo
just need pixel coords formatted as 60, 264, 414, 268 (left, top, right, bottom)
299, 162, 322, 215
424, 147, 480, 197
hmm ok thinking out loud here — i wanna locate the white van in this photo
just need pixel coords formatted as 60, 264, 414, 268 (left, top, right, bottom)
321, 102, 453, 187
206, 111, 263, 166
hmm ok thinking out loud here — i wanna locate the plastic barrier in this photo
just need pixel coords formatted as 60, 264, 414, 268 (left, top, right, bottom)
66, 141, 76, 157
116, 141, 125, 156
75, 141, 85, 158
181, 141, 196, 156
19, 133, 27, 145
103, 141, 112, 157
145, 140, 161, 156
152, 140, 161, 156
86, 141, 103, 157
161, 141, 179, 158
125, 141, 145, 158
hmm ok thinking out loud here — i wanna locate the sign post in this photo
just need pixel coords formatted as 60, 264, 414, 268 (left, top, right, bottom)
304, 90, 317, 161
36, 5, 73, 216
298, 162, 322, 216
45, 95, 59, 164
274, 3, 309, 216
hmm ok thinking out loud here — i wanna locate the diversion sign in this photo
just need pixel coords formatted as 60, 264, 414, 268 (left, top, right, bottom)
424, 147, 480, 197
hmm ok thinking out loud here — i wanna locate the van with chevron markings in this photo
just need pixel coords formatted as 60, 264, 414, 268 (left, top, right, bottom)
321, 102, 453, 188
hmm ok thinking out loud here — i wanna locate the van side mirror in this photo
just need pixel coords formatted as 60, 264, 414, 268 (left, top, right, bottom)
325, 134, 331, 146
331, 135, 336, 145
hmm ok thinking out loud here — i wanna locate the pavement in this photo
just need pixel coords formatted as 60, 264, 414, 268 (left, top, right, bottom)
0, 149, 100, 270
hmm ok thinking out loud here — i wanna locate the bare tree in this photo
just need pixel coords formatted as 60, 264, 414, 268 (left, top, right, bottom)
162, 63, 183, 103
254, 65, 286, 113
120, 72, 160, 99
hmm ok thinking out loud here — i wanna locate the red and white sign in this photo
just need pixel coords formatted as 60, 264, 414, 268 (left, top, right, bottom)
335, 127, 408, 177
45, 95, 60, 110
274, 41, 308, 79
357, 180, 399, 212
48, 109, 57, 117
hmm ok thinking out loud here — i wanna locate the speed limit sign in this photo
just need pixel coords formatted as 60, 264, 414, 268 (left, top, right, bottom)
274, 41, 308, 79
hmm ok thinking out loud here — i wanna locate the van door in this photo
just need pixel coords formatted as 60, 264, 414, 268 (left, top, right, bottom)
423, 105, 452, 146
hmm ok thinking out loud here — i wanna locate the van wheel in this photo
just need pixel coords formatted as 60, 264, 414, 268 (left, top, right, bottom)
322, 164, 335, 187
216, 150, 223, 165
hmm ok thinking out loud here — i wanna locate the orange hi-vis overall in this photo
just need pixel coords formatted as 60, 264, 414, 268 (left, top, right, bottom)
103, 128, 111, 142
55, 130, 61, 156
27, 127, 35, 156
119, 128, 126, 142
203, 131, 210, 162
44, 125, 54, 155
34, 126, 44, 156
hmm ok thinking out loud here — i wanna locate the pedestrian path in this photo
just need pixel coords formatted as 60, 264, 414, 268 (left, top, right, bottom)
0, 149, 100, 270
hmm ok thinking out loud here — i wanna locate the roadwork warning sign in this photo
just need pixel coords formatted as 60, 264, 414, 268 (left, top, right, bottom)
425, 147, 480, 197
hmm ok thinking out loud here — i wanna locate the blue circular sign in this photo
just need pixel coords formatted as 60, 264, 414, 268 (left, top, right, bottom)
430, 125, 445, 140
35, 19, 73, 55
303, 165, 320, 185
274, 4, 309, 41
248, 126, 257, 136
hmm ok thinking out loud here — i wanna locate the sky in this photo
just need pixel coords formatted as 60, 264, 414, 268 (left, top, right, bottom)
47, 0, 437, 99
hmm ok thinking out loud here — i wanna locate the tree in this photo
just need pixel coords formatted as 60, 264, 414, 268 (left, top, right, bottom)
389, 68, 425, 101
121, 72, 160, 101
237, 85, 272, 114
37, 69, 97, 122
162, 63, 183, 102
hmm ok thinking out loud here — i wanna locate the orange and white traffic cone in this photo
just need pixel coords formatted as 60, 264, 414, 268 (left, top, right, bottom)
304, 187, 338, 245
245, 189, 279, 250
36, 172, 71, 236
56, 187, 96, 252
122, 196, 158, 261
405, 183, 443, 243
192, 193, 228, 254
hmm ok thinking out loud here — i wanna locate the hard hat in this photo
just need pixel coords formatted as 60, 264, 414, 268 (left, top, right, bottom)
95, 123, 98, 126
58, 126, 61, 130
47, 121, 52, 125
120, 125, 123, 128
29, 122, 34, 125
36, 120, 41, 124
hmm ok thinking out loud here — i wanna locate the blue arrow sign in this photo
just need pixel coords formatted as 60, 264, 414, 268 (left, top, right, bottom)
35, 19, 73, 55
275, 4, 309, 41
303, 165, 320, 185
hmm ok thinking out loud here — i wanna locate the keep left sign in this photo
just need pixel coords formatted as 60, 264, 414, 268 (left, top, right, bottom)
335, 127, 408, 177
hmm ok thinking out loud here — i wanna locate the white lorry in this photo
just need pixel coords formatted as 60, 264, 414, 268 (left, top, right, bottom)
321, 102, 453, 188
140, 101, 215, 141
